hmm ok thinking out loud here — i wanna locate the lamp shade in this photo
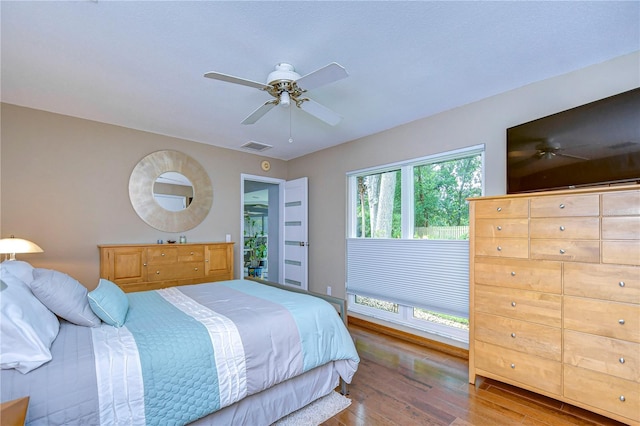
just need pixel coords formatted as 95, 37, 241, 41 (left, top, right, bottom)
0, 236, 43, 261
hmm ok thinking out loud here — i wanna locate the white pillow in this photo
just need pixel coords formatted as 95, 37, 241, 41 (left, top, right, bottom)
0, 260, 35, 287
0, 270, 60, 374
31, 268, 101, 327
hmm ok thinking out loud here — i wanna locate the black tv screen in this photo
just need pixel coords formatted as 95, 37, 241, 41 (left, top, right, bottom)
507, 88, 640, 194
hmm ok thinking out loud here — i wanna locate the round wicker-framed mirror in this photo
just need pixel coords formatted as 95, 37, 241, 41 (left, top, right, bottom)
129, 150, 212, 232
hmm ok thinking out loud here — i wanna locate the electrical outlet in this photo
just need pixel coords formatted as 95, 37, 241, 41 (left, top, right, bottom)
326, 286, 332, 296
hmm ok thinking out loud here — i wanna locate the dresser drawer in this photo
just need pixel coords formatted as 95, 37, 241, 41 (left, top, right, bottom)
603, 241, 640, 266
475, 285, 561, 327
148, 261, 205, 282
530, 239, 599, 263
475, 237, 529, 259
146, 247, 178, 265
564, 364, 640, 422
474, 258, 561, 293
564, 330, 640, 383
475, 218, 529, 238
603, 190, 640, 216
475, 340, 561, 395
530, 217, 599, 239
564, 263, 640, 304
602, 217, 640, 240
177, 245, 205, 262
475, 312, 561, 361
564, 297, 640, 343
474, 199, 528, 218
530, 194, 599, 217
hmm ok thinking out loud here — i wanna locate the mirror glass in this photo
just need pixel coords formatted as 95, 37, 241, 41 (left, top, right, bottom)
153, 172, 194, 212
129, 150, 212, 232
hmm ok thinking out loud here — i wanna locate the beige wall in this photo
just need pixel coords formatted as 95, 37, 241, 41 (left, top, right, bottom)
0, 105, 286, 288
1, 52, 638, 296
288, 52, 639, 298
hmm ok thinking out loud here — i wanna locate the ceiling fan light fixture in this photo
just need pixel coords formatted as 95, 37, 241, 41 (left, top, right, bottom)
279, 91, 290, 107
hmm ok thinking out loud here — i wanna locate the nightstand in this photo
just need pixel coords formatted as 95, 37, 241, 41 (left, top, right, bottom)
0, 396, 29, 426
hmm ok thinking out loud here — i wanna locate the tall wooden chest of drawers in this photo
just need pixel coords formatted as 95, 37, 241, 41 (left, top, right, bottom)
99, 242, 234, 292
469, 185, 640, 425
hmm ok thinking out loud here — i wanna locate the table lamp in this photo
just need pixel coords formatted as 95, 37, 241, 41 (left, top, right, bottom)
0, 235, 43, 261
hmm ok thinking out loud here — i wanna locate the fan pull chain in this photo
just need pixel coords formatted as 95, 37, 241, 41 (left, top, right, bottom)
288, 106, 294, 143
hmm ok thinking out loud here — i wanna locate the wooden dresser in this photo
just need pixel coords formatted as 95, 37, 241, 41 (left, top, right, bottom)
468, 185, 639, 425
99, 242, 234, 292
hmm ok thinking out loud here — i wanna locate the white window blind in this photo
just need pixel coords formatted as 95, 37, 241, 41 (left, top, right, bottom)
346, 238, 469, 318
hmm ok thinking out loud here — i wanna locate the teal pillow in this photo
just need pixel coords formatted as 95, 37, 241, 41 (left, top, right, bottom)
87, 279, 129, 327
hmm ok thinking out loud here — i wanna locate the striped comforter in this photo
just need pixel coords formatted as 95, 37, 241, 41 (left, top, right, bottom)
91, 280, 359, 425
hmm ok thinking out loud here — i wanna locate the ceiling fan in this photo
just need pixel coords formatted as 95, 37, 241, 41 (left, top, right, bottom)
204, 62, 348, 126
509, 139, 589, 167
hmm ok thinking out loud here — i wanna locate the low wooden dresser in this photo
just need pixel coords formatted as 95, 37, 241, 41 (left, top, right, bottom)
469, 185, 639, 425
99, 242, 234, 292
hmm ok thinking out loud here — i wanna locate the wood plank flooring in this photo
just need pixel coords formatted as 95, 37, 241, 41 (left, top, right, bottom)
323, 324, 628, 426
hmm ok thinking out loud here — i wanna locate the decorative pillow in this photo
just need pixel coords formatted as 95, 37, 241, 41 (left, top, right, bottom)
0, 260, 35, 287
31, 268, 101, 327
0, 270, 60, 374
88, 279, 129, 327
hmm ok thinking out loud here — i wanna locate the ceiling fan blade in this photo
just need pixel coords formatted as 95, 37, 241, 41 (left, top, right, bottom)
508, 149, 537, 158
295, 62, 348, 91
557, 152, 590, 161
241, 100, 277, 125
299, 98, 342, 126
204, 71, 269, 90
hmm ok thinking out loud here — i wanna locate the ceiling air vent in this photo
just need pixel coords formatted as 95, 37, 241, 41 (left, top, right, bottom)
241, 141, 273, 152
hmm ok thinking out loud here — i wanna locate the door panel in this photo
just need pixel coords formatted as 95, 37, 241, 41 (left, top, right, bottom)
284, 177, 308, 290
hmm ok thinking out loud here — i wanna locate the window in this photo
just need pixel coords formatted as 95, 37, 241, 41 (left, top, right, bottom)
355, 170, 401, 238
346, 145, 483, 343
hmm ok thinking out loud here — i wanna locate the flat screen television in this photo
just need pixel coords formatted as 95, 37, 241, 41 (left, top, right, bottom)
506, 87, 640, 194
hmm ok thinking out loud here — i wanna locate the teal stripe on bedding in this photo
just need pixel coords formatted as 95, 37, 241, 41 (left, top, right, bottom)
220, 280, 359, 373
126, 291, 219, 426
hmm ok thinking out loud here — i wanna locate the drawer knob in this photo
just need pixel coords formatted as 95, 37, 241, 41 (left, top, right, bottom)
143, 263, 147, 267
619, 281, 625, 287
156, 270, 160, 274
190, 251, 194, 255
497, 207, 502, 212
559, 226, 565, 231
511, 301, 516, 307
497, 246, 502, 251
510, 333, 516, 338
161, 253, 165, 256
559, 203, 565, 209
497, 226, 502, 231
559, 249, 566, 254
619, 357, 625, 364
619, 395, 626, 402
205, 259, 209, 262
510, 363, 516, 369
511, 271, 516, 276
194, 267, 198, 271
618, 319, 625, 325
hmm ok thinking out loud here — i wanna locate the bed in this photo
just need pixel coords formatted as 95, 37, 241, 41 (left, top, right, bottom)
0, 260, 359, 425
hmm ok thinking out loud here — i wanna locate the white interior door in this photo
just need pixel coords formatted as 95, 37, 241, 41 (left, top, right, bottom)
283, 177, 308, 290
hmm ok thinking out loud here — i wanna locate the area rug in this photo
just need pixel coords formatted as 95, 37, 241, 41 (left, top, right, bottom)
273, 391, 351, 425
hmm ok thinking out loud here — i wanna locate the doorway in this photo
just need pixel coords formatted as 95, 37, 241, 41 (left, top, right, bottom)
241, 174, 308, 290
242, 177, 282, 282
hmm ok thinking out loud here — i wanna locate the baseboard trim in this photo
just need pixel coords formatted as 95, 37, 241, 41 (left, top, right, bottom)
348, 315, 469, 360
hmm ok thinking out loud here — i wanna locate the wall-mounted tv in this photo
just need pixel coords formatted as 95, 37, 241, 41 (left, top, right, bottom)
506, 87, 640, 194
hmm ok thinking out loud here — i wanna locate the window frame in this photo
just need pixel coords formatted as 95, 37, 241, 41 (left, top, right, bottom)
346, 144, 485, 343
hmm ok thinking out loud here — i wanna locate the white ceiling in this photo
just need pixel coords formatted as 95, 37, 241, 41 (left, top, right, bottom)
2, 1, 638, 160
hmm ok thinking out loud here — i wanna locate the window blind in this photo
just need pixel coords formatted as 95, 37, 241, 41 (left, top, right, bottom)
346, 238, 469, 318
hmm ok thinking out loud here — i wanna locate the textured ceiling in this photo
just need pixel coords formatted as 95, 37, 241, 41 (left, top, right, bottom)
2, 1, 639, 160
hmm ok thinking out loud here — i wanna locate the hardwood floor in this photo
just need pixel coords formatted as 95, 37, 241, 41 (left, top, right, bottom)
323, 324, 628, 426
